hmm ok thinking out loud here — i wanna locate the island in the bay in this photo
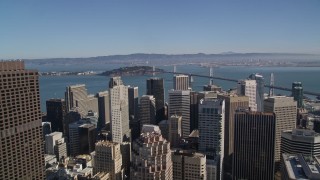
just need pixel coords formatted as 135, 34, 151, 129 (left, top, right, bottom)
99, 66, 165, 76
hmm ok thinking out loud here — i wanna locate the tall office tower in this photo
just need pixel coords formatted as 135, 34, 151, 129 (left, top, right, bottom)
128, 87, 139, 141
281, 129, 320, 157
96, 91, 110, 130
190, 91, 201, 131
46, 98, 67, 132
79, 124, 96, 155
93, 141, 123, 179
68, 121, 96, 156
217, 94, 249, 177
233, 111, 276, 180
128, 86, 139, 120
237, 79, 257, 111
168, 90, 191, 138
109, 77, 131, 143
198, 98, 225, 179
198, 98, 225, 156
264, 96, 297, 169
64, 111, 81, 140
172, 150, 207, 180
42, 122, 52, 139
168, 115, 182, 148
248, 73, 264, 111
65, 84, 99, 116
131, 125, 173, 180
139, 95, 156, 129
173, 74, 190, 90
292, 81, 304, 108
147, 78, 165, 123
0, 61, 44, 179
120, 142, 131, 178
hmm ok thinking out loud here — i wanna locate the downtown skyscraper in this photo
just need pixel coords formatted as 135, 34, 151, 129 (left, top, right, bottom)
264, 96, 297, 169
233, 110, 276, 180
168, 89, 191, 138
0, 61, 44, 179
237, 79, 257, 111
173, 74, 190, 91
147, 78, 165, 123
109, 77, 131, 143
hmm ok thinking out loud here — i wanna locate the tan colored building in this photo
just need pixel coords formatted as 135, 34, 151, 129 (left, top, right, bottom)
264, 96, 297, 169
93, 141, 123, 180
0, 61, 45, 179
65, 84, 99, 116
131, 125, 173, 180
172, 150, 206, 180
173, 74, 190, 91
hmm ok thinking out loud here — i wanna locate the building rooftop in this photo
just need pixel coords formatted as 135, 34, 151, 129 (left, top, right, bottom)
69, 84, 86, 88
46, 131, 63, 137
173, 149, 206, 158
141, 125, 161, 134
282, 153, 320, 180
189, 130, 199, 138
95, 140, 119, 147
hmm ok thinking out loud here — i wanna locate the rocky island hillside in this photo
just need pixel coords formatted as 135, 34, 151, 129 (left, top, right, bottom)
99, 66, 165, 76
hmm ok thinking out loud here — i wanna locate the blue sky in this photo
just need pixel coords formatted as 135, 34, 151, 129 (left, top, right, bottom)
0, 0, 319, 59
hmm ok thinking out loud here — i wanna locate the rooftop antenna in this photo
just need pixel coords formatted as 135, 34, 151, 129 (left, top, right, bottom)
173, 65, 176, 74
209, 66, 214, 85
152, 66, 155, 76
269, 73, 274, 96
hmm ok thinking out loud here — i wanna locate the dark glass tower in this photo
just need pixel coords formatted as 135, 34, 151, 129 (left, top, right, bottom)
233, 110, 276, 180
128, 86, 139, 121
46, 98, 67, 132
146, 78, 165, 123
292, 82, 304, 108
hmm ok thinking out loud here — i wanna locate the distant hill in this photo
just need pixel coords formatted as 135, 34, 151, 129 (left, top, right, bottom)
99, 66, 164, 76
23, 53, 320, 67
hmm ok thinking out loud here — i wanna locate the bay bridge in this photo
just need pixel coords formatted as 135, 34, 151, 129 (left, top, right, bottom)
151, 66, 320, 97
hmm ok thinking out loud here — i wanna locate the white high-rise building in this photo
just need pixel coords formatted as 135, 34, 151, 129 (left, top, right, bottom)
93, 141, 123, 180
173, 75, 190, 90
45, 132, 67, 161
198, 99, 225, 156
198, 98, 225, 179
131, 125, 173, 180
168, 90, 191, 138
237, 79, 257, 111
139, 95, 156, 129
109, 77, 131, 143
45, 132, 64, 154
